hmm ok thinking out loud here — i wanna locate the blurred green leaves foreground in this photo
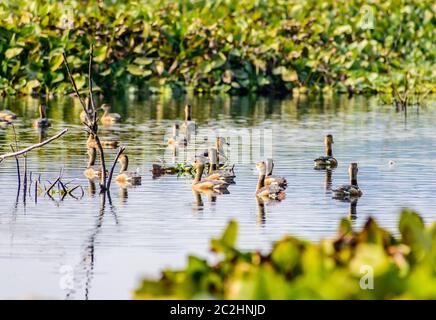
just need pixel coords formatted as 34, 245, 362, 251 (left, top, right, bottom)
134, 210, 436, 299
0, 0, 435, 96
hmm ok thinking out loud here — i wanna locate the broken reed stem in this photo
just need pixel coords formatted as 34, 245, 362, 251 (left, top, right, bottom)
88, 44, 96, 111
63, 46, 107, 191
106, 146, 125, 191
62, 53, 87, 111
0, 129, 68, 162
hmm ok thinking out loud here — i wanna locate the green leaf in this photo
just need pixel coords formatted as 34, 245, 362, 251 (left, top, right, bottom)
50, 54, 64, 71
133, 57, 153, 65
5, 47, 23, 59
220, 220, 238, 248
127, 64, 145, 76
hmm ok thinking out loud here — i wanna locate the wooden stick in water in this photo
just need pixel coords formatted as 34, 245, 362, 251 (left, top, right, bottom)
106, 146, 126, 191
0, 129, 68, 162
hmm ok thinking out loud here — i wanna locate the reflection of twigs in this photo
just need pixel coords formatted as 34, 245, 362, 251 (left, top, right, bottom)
23, 154, 27, 203
106, 146, 125, 191
0, 129, 68, 163
46, 177, 61, 195
10, 145, 21, 191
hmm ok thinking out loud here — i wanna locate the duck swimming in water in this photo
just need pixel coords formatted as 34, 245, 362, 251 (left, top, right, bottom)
33, 104, 50, 128
256, 161, 285, 201
205, 148, 235, 183
332, 163, 362, 199
314, 134, 338, 169
264, 158, 287, 188
100, 104, 121, 124
192, 158, 229, 191
0, 109, 17, 122
83, 147, 106, 180
115, 154, 141, 185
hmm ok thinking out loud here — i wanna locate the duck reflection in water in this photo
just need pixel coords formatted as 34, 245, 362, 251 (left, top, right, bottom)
348, 198, 358, 220
256, 197, 266, 226
87, 179, 97, 197
324, 169, 333, 192
37, 127, 48, 143
191, 188, 230, 212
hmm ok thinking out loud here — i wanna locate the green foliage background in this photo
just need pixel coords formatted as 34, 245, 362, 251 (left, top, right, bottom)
134, 210, 436, 299
0, 0, 434, 95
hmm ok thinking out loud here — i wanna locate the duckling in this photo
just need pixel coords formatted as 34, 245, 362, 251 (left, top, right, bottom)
86, 135, 119, 149
0, 109, 17, 121
167, 123, 187, 146
264, 158, 287, 188
115, 154, 141, 185
192, 158, 229, 191
256, 161, 285, 201
205, 148, 235, 182
180, 104, 196, 134
32, 104, 50, 128
83, 148, 106, 180
314, 134, 338, 168
332, 163, 363, 199
100, 104, 121, 124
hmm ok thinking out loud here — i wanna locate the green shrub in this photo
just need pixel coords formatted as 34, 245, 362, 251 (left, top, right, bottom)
0, 0, 434, 96
133, 210, 436, 299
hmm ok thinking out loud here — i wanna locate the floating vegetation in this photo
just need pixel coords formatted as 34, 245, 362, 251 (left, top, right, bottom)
134, 210, 436, 299
0, 0, 434, 96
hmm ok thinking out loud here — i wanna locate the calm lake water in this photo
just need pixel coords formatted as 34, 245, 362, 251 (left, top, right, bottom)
0, 93, 435, 299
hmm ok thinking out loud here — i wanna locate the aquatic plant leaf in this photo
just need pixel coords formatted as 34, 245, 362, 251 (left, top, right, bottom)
5, 47, 23, 59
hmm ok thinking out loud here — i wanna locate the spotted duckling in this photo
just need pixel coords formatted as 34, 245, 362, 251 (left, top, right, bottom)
256, 161, 285, 201
332, 163, 362, 199
33, 104, 50, 128
205, 148, 235, 183
264, 158, 287, 188
83, 147, 106, 180
0, 109, 17, 122
115, 154, 141, 185
167, 122, 187, 146
192, 158, 229, 191
100, 104, 121, 124
314, 134, 338, 168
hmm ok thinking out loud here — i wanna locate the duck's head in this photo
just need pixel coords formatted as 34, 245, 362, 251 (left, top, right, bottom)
256, 161, 267, 175
348, 162, 359, 178
193, 157, 205, 169
208, 148, 218, 164
172, 122, 180, 135
265, 158, 274, 175
216, 137, 230, 148
118, 153, 129, 172
100, 104, 111, 112
325, 134, 334, 145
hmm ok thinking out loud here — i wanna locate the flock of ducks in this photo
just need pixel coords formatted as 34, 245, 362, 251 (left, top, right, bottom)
1, 103, 363, 204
